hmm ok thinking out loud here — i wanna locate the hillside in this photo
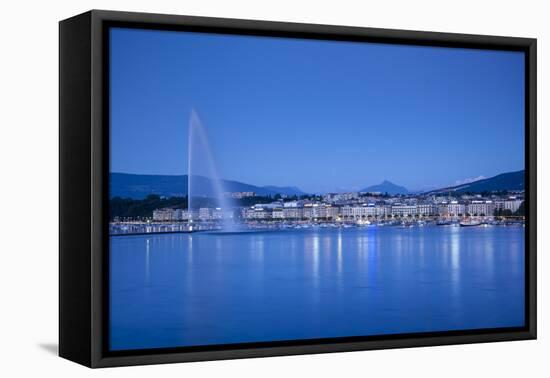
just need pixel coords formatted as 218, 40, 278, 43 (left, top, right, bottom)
427, 170, 525, 194
110, 173, 306, 199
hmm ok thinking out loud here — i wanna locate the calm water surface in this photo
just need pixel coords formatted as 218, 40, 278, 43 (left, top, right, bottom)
110, 226, 524, 350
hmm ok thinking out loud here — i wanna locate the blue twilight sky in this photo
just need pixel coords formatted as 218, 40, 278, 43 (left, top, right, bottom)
110, 27, 525, 193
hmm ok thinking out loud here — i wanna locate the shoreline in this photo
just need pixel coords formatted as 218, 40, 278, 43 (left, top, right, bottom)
109, 218, 525, 237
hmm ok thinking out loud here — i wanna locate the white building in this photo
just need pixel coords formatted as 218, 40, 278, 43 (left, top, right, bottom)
493, 200, 505, 211
283, 207, 304, 219
303, 203, 339, 219
211, 208, 223, 220
438, 202, 449, 216
153, 208, 177, 221
242, 207, 272, 220
351, 206, 366, 219
340, 206, 354, 219
467, 201, 495, 216
391, 204, 417, 216
417, 203, 436, 216
375, 204, 391, 217
325, 206, 339, 219
199, 207, 212, 220
197, 207, 232, 220
152, 208, 187, 221
504, 199, 523, 213
272, 208, 284, 219
447, 201, 466, 216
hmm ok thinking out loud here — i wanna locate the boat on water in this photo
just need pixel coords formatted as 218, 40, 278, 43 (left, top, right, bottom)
459, 219, 482, 227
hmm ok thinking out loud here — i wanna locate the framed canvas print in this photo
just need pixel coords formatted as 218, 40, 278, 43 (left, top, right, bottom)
59, 10, 537, 368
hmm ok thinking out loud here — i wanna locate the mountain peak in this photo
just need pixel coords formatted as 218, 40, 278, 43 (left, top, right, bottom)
426, 169, 524, 194
361, 180, 409, 195
110, 173, 306, 199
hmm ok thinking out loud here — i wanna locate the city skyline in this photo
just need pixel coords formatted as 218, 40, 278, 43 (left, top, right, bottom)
110, 28, 525, 193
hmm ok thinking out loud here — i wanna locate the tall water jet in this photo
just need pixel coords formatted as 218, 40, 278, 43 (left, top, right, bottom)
187, 110, 235, 231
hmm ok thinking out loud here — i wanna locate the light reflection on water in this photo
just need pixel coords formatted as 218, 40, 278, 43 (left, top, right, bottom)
110, 226, 525, 351
337, 231, 343, 277
145, 239, 150, 285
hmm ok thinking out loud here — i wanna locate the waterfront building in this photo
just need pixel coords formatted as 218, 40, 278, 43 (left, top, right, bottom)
504, 199, 523, 213
417, 203, 436, 216
307, 204, 339, 219
365, 204, 378, 217
313, 204, 326, 219
437, 202, 449, 216
341, 206, 353, 219
148, 188, 525, 225
303, 205, 314, 219
211, 208, 223, 220
177, 210, 190, 220
375, 204, 391, 217
152, 208, 187, 221
175, 209, 185, 220
283, 207, 304, 219
320, 205, 332, 219
187, 210, 198, 220
325, 206, 339, 219
494, 200, 505, 211
199, 207, 212, 220
153, 208, 178, 221
272, 208, 284, 219
391, 204, 417, 217
255, 208, 272, 219
349, 206, 361, 219
196, 207, 232, 221
467, 201, 495, 216
339, 204, 388, 220
349, 205, 373, 219
242, 207, 254, 219
447, 201, 466, 216
303, 203, 337, 220
243, 206, 272, 220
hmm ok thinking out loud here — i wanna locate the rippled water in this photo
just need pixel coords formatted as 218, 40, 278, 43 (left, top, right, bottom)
110, 226, 524, 351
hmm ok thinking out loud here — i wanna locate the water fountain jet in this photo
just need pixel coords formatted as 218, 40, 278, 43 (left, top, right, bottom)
187, 110, 236, 231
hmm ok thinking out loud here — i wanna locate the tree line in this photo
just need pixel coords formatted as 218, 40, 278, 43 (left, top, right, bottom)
110, 194, 284, 220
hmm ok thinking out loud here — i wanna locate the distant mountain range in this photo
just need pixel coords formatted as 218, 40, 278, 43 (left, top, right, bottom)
359, 170, 524, 196
361, 180, 409, 195
110, 173, 305, 199
111, 169, 525, 199
426, 170, 525, 194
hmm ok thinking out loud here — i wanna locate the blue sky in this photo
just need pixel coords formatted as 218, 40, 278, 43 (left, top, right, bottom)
110, 27, 525, 193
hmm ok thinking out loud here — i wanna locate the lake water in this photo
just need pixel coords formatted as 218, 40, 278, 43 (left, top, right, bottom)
109, 226, 525, 351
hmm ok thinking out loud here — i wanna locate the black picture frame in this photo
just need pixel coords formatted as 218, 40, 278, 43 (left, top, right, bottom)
59, 9, 537, 368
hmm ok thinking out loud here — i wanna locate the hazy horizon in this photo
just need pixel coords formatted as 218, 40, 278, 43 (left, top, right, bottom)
109, 168, 524, 194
